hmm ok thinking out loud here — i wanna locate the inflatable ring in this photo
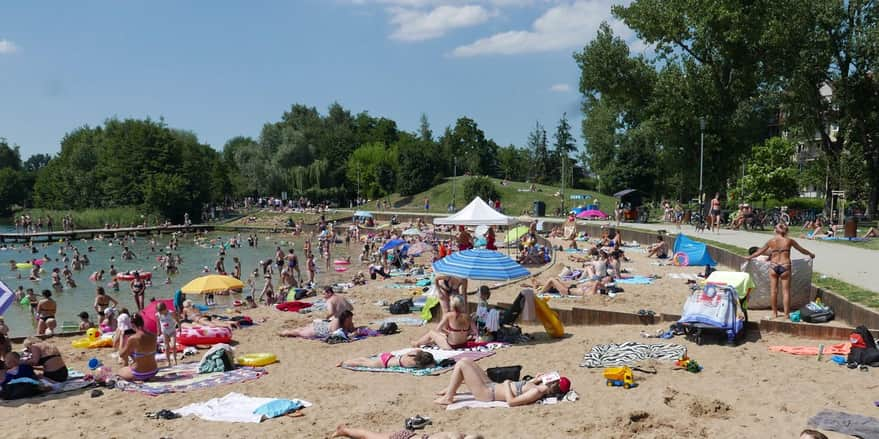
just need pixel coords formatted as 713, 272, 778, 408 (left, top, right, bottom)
32, 259, 45, 266
116, 272, 152, 281
333, 259, 350, 265
87, 337, 114, 349
236, 352, 278, 367
334, 267, 348, 272
673, 252, 689, 267
16, 263, 33, 270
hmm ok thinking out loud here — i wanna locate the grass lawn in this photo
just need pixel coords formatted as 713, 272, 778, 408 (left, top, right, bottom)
382, 177, 616, 217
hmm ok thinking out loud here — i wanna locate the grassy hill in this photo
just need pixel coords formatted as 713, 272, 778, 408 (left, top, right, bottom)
383, 177, 616, 217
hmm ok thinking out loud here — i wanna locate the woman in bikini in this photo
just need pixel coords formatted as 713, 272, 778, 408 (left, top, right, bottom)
117, 313, 159, 382
93, 286, 119, 318
22, 338, 69, 382
35, 290, 57, 335
433, 358, 571, 406
339, 349, 436, 369
411, 295, 472, 349
130, 272, 146, 311
434, 275, 467, 315
746, 223, 815, 319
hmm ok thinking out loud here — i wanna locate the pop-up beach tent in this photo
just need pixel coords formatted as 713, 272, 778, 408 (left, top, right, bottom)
672, 234, 717, 266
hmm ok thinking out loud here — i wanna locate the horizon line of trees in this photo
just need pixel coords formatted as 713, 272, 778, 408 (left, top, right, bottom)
0, 104, 586, 220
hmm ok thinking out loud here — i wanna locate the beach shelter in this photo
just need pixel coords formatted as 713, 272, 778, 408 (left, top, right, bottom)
380, 238, 406, 252
576, 209, 608, 219
181, 275, 244, 294
353, 211, 373, 218
432, 249, 530, 281
434, 197, 517, 226
672, 234, 717, 266
402, 228, 422, 236
0, 280, 14, 315
504, 225, 529, 243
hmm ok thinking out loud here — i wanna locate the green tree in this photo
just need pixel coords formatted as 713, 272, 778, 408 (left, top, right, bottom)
439, 118, 498, 176
396, 133, 438, 196
553, 113, 576, 188
345, 142, 398, 199
526, 122, 550, 183
742, 138, 800, 204
462, 176, 500, 203
418, 113, 433, 142
497, 145, 529, 181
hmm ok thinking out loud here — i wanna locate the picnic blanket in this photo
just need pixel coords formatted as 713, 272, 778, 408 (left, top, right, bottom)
341, 348, 497, 376
808, 410, 879, 438
769, 343, 850, 356
580, 342, 687, 368
175, 392, 311, 423
372, 316, 426, 327
115, 363, 267, 396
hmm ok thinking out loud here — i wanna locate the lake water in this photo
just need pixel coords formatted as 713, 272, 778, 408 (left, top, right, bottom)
1, 228, 354, 337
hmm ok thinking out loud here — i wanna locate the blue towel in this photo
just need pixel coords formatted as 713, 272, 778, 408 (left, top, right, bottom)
616, 276, 654, 285
253, 399, 303, 418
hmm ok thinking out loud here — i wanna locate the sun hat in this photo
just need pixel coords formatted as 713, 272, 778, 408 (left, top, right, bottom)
558, 377, 571, 394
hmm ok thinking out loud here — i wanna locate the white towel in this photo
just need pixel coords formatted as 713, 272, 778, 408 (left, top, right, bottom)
485, 309, 500, 332
174, 392, 312, 423
445, 394, 509, 410
520, 289, 536, 322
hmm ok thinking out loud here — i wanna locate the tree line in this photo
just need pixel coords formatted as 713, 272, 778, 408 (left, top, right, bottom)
1, 105, 582, 221
576, 0, 879, 214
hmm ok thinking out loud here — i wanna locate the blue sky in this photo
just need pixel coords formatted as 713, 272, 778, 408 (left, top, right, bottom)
0, 0, 639, 158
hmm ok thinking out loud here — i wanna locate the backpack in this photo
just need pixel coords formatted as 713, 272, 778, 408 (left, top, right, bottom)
799, 302, 835, 323
486, 365, 522, 383
378, 322, 399, 335
389, 299, 413, 315
847, 326, 879, 366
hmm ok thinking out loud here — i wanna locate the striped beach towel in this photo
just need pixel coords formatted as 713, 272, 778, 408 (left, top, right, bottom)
580, 342, 686, 368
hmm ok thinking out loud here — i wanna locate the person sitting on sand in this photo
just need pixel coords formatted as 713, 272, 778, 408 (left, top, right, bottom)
433, 358, 571, 406
646, 235, 668, 258
22, 337, 69, 382
117, 314, 159, 382
322, 286, 353, 321
411, 295, 472, 349
333, 424, 483, 439
279, 309, 354, 338
339, 349, 436, 369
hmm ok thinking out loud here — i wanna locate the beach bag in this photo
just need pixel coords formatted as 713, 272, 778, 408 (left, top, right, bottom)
799, 302, 834, 323
487, 365, 522, 383
378, 322, 399, 335
389, 299, 412, 315
495, 325, 522, 342
848, 326, 879, 366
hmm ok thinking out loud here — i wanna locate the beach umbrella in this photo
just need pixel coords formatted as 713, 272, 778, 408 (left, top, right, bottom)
402, 228, 422, 236
0, 280, 14, 315
432, 249, 530, 281
380, 238, 406, 252
180, 274, 244, 294
408, 241, 432, 256
504, 225, 529, 243
576, 209, 608, 219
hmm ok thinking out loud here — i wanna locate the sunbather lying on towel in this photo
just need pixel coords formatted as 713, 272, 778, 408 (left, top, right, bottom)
338, 349, 436, 369
334, 424, 483, 439
411, 295, 472, 349
433, 358, 571, 406
538, 277, 611, 296
279, 310, 354, 338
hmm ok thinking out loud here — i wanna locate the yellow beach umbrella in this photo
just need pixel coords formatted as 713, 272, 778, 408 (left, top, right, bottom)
504, 225, 530, 243
181, 275, 244, 294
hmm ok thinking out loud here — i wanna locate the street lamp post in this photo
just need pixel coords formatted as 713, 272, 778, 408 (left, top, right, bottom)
699, 117, 706, 214
451, 157, 457, 212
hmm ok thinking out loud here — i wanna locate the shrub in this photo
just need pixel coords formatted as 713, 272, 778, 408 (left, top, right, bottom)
463, 176, 500, 203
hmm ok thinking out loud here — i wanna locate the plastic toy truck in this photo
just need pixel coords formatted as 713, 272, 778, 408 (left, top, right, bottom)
603, 366, 635, 389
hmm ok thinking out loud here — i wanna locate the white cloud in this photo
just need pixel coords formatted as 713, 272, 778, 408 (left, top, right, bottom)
0, 39, 19, 54
549, 83, 571, 92
452, 0, 638, 56
389, 5, 493, 41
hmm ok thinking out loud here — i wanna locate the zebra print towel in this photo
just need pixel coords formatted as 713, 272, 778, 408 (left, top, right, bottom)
580, 342, 687, 368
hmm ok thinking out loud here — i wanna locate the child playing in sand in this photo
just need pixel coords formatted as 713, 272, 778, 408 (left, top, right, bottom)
156, 302, 179, 367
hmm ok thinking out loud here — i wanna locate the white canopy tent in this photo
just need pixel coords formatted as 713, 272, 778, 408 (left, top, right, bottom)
433, 197, 518, 226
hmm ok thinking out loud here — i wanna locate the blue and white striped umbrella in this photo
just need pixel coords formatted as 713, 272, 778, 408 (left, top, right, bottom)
432, 249, 530, 281
0, 280, 14, 315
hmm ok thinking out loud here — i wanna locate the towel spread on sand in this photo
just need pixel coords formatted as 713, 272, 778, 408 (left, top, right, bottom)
372, 316, 426, 327
580, 342, 687, 368
115, 363, 267, 396
808, 410, 879, 438
341, 349, 496, 376
769, 343, 851, 356
174, 392, 312, 423
446, 394, 510, 410
615, 276, 654, 285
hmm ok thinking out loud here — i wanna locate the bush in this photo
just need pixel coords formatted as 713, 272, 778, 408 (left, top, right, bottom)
19, 207, 154, 229
784, 197, 824, 210
462, 176, 501, 203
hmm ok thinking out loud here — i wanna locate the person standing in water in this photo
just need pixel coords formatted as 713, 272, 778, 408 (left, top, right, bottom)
746, 223, 815, 319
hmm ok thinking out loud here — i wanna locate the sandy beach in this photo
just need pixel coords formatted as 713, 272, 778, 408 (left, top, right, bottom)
0, 234, 868, 439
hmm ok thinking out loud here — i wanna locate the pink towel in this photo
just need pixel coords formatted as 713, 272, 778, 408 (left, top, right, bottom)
768, 343, 850, 356
520, 288, 536, 322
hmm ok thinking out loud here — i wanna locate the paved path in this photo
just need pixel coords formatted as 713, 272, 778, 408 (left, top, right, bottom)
603, 222, 879, 294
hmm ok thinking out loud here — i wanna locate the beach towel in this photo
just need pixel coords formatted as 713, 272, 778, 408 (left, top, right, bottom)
446, 394, 509, 410
341, 349, 496, 375
808, 410, 879, 438
174, 392, 311, 423
275, 301, 312, 312
372, 317, 426, 327
580, 342, 687, 368
520, 289, 536, 322
615, 276, 654, 285
115, 363, 267, 396
768, 343, 851, 356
